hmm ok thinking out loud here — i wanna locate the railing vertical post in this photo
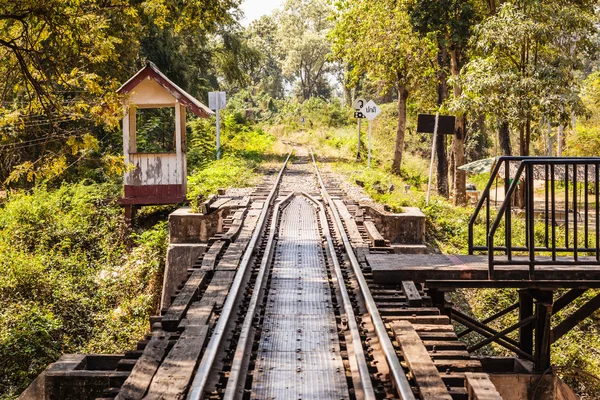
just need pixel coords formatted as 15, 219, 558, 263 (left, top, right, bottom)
545, 165, 549, 249
585, 164, 589, 249
594, 163, 600, 261
486, 195, 490, 248
574, 164, 578, 261
551, 164, 557, 262
527, 164, 535, 278
565, 164, 570, 249
506, 159, 512, 261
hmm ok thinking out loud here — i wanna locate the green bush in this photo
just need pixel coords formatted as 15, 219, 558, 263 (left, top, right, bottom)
187, 156, 259, 212
0, 183, 168, 399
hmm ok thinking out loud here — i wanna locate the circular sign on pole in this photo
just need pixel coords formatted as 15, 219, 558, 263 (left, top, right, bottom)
353, 97, 366, 111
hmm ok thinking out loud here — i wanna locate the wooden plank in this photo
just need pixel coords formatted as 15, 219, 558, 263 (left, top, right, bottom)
231, 209, 247, 220
334, 199, 364, 244
333, 199, 353, 221
178, 301, 213, 329
216, 243, 244, 270
198, 194, 217, 214
364, 220, 386, 247
464, 372, 503, 399
200, 240, 226, 271
143, 325, 209, 400
221, 219, 243, 242
115, 330, 170, 400
433, 359, 482, 372
393, 320, 452, 400
161, 270, 208, 331
368, 253, 600, 283
401, 281, 422, 306
209, 197, 232, 210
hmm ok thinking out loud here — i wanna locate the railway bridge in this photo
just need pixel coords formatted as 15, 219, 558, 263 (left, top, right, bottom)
21, 151, 600, 400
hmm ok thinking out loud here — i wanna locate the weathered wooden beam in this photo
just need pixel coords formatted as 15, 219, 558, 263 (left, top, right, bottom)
552, 288, 587, 314
464, 372, 503, 400
551, 292, 600, 344
364, 220, 386, 247
401, 281, 422, 306
200, 240, 226, 271
143, 326, 209, 400
161, 270, 208, 331
114, 331, 170, 400
392, 320, 452, 400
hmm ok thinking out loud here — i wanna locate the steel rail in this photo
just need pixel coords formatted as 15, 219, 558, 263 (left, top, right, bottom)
187, 152, 292, 400
222, 192, 295, 400
314, 193, 377, 399
310, 149, 416, 400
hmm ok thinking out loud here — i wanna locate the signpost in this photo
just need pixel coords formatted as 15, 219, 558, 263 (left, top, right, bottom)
416, 113, 455, 205
360, 100, 382, 168
208, 91, 226, 159
353, 98, 366, 160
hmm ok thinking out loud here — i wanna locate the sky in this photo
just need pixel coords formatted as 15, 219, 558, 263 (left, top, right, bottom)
240, 0, 284, 26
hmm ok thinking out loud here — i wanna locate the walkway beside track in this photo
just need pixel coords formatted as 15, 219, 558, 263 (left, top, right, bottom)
252, 195, 349, 399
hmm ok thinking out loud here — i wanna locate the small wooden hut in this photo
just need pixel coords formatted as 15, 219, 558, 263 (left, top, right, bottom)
117, 61, 213, 218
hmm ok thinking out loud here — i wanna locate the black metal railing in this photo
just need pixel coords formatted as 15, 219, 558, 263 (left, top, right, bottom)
468, 156, 600, 279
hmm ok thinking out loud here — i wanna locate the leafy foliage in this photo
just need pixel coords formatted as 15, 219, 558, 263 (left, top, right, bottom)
0, 183, 167, 398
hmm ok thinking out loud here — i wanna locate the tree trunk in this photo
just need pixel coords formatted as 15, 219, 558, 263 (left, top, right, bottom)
519, 121, 530, 156
392, 84, 408, 175
499, 121, 511, 155
436, 45, 449, 197
450, 48, 466, 205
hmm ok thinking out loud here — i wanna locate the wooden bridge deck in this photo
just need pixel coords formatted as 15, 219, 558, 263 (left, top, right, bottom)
368, 254, 600, 287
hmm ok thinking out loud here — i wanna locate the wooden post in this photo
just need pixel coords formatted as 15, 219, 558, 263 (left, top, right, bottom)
180, 103, 187, 193
175, 102, 183, 186
518, 289, 534, 358
534, 290, 554, 372
123, 106, 130, 183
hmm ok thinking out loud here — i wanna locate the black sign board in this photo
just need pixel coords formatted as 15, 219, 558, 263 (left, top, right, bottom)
417, 114, 456, 134
354, 111, 366, 119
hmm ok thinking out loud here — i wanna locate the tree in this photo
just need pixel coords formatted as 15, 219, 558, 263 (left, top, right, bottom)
331, 0, 436, 174
275, 0, 334, 100
409, 0, 478, 205
460, 1, 597, 158
246, 16, 285, 98
0, 0, 242, 185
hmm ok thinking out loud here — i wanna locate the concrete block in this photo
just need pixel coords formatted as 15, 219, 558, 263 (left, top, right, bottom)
363, 206, 426, 244
168, 207, 222, 243
161, 243, 207, 309
19, 355, 129, 400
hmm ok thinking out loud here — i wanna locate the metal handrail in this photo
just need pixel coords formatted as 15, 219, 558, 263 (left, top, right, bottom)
484, 157, 600, 279
468, 156, 590, 254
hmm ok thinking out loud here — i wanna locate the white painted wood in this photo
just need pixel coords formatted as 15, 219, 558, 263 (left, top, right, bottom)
129, 106, 137, 153
128, 153, 180, 185
180, 103, 187, 192
175, 102, 183, 188
123, 106, 130, 184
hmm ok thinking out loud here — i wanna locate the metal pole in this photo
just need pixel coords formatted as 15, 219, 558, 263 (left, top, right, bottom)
426, 112, 440, 205
216, 107, 221, 160
357, 118, 361, 160
367, 119, 372, 168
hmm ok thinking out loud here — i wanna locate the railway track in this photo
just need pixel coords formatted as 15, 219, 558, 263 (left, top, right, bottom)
103, 148, 500, 400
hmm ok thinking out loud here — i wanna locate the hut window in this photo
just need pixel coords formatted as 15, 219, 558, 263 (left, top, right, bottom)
135, 108, 176, 153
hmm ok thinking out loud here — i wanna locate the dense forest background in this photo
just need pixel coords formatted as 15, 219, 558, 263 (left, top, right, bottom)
2, 0, 600, 398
